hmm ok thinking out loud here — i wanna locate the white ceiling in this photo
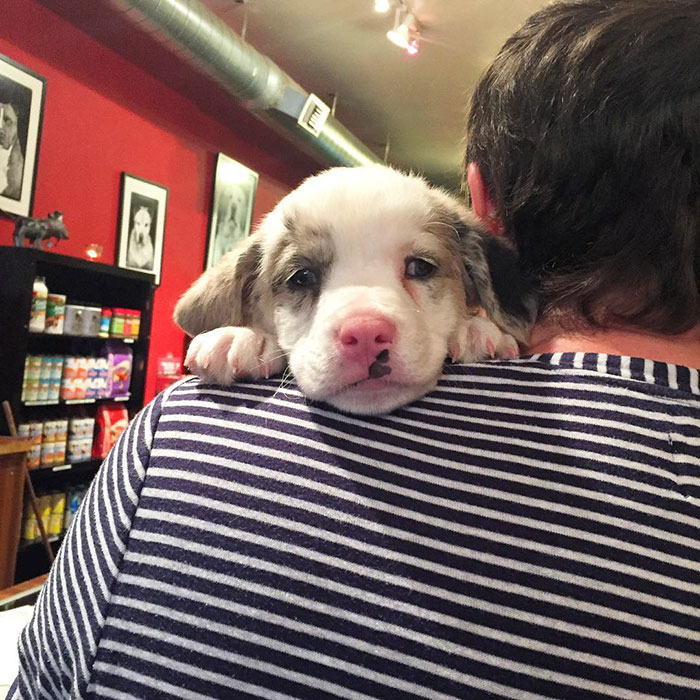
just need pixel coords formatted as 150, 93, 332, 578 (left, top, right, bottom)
203, 0, 548, 190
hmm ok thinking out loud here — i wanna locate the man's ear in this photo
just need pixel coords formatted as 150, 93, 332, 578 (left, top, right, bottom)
467, 162, 503, 235
173, 234, 264, 337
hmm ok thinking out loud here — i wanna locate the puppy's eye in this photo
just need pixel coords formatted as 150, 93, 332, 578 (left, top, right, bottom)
288, 268, 318, 288
405, 258, 436, 279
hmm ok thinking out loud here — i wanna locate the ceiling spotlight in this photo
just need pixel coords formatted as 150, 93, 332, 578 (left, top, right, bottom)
374, 0, 391, 13
386, 8, 420, 54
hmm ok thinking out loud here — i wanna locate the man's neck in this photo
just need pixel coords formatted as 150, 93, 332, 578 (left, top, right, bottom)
526, 322, 700, 369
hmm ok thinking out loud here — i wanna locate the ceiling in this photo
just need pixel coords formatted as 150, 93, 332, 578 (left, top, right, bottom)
40, 0, 549, 191
201, 0, 549, 190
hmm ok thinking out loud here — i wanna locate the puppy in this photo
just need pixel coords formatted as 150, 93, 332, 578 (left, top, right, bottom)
175, 165, 536, 415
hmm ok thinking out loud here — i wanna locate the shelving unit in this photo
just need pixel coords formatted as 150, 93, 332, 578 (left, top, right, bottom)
0, 245, 154, 583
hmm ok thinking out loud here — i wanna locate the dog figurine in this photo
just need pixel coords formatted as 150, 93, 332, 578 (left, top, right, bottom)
12, 211, 69, 249
175, 165, 536, 415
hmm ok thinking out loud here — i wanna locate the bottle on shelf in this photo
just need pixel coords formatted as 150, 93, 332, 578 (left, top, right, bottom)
29, 276, 49, 333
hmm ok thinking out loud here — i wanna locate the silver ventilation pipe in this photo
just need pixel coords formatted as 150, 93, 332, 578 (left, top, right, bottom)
105, 0, 381, 168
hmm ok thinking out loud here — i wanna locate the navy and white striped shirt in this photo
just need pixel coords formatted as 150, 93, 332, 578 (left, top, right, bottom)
9, 353, 700, 699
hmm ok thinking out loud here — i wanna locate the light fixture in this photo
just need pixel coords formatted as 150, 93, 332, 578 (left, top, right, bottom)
374, 0, 391, 13
84, 243, 103, 261
386, 8, 420, 55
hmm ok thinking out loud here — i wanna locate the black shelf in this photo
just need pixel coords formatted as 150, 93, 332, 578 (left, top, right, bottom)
0, 246, 154, 434
0, 246, 154, 584
23, 394, 131, 408
29, 459, 101, 488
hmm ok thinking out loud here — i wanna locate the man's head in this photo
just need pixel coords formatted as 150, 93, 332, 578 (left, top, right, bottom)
0, 103, 19, 150
466, 0, 700, 334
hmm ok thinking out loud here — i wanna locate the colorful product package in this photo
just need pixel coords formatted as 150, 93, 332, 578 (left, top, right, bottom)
104, 342, 133, 398
92, 403, 129, 459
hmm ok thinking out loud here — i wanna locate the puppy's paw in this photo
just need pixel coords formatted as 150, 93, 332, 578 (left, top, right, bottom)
449, 316, 519, 363
185, 326, 286, 385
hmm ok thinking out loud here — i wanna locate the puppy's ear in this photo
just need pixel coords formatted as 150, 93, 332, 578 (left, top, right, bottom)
173, 235, 264, 337
460, 229, 537, 345
430, 193, 537, 345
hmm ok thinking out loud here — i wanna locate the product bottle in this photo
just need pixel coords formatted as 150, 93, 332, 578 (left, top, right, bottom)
29, 276, 49, 333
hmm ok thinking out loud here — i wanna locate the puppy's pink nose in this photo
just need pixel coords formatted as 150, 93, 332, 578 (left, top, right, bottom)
337, 315, 396, 363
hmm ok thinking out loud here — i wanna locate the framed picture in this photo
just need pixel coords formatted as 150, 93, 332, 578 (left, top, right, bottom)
0, 53, 46, 217
116, 173, 168, 285
205, 153, 258, 269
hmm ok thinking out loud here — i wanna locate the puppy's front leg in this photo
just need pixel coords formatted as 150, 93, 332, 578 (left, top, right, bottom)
449, 315, 520, 363
185, 327, 286, 385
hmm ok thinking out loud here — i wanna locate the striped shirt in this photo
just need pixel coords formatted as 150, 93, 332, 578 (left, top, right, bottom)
9, 353, 700, 700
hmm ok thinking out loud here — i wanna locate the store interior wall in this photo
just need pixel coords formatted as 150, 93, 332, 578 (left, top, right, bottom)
0, 0, 320, 401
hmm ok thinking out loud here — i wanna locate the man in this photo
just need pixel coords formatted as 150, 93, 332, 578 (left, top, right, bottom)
0, 102, 25, 200
464, 0, 699, 366
9, 2, 698, 699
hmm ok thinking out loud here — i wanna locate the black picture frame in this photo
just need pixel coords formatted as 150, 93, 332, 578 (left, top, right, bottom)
205, 153, 258, 270
0, 53, 46, 217
116, 173, 168, 286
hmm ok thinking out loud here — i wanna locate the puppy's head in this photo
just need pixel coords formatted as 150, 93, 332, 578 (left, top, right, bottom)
175, 165, 533, 414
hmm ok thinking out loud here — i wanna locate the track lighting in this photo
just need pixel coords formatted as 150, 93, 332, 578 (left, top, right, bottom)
374, 0, 391, 13
386, 7, 420, 56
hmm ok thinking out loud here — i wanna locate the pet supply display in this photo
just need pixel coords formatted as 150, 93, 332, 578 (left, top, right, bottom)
128, 310, 141, 339
44, 293, 67, 334
60, 355, 89, 401
18, 421, 43, 469
28, 276, 48, 332
107, 308, 141, 339
67, 416, 96, 463
63, 486, 88, 532
63, 303, 86, 335
21, 355, 42, 402
81, 305, 103, 336
99, 308, 112, 337
40, 435, 55, 467
24, 278, 140, 340
109, 308, 126, 337
48, 492, 66, 536
37, 355, 52, 403
92, 403, 129, 459
104, 342, 133, 398
4, 247, 152, 578
20, 484, 89, 544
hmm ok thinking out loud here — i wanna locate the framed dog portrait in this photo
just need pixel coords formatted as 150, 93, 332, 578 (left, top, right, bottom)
116, 173, 168, 285
205, 153, 258, 270
0, 53, 46, 217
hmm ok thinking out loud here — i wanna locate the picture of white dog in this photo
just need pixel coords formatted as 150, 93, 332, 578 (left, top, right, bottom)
175, 165, 536, 415
126, 197, 157, 272
212, 186, 251, 267
0, 101, 25, 201
206, 153, 258, 270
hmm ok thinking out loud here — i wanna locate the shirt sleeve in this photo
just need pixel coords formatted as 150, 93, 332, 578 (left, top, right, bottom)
7, 389, 167, 700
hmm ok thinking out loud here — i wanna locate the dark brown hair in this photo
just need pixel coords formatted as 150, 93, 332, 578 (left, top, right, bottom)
466, 0, 700, 333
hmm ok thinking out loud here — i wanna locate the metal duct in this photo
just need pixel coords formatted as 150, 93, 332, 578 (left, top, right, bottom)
105, 0, 381, 168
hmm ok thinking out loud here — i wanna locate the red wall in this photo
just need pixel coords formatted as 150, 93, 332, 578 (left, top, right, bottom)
0, 0, 319, 401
